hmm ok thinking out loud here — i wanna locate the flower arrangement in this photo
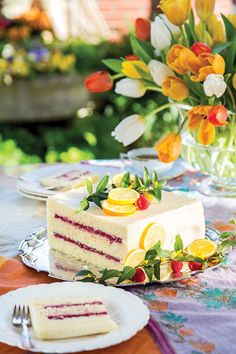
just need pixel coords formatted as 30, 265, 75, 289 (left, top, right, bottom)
84, 0, 236, 175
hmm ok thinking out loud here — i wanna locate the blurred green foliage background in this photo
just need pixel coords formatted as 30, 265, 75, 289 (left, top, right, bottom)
0, 39, 178, 166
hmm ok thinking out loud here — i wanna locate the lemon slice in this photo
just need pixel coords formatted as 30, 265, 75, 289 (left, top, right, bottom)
160, 262, 172, 281
140, 223, 166, 250
187, 239, 217, 259
108, 188, 139, 205
124, 249, 146, 267
112, 173, 135, 187
102, 200, 136, 216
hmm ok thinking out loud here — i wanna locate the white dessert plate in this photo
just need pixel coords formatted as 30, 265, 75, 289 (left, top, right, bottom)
17, 163, 121, 200
18, 226, 223, 285
0, 282, 149, 353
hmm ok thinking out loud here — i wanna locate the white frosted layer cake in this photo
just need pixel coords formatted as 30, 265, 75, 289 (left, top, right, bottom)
47, 189, 205, 271
29, 297, 117, 340
40, 169, 98, 191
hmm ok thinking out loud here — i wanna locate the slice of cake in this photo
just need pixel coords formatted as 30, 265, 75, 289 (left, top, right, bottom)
40, 169, 98, 191
47, 188, 205, 272
29, 297, 117, 340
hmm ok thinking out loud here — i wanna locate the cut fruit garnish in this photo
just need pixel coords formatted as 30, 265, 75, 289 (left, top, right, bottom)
108, 188, 139, 205
112, 173, 134, 187
140, 223, 166, 250
102, 200, 136, 216
187, 239, 217, 259
159, 262, 172, 281
124, 249, 146, 267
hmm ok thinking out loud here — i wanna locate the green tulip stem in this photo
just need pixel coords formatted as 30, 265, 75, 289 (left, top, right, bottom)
144, 102, 176, 119
146, 86, 162, 92
181, 25, 189, 47
112, 73, 124, 80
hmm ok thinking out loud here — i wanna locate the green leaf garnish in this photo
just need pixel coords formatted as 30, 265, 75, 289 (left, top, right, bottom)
96, 174, 109, 193
154, 260, 161, 280
174, 234, 184, 252
117, 266, 136, 284
75, 197, 89, 213
85, 178, 93, 194
120, 172, 131, 188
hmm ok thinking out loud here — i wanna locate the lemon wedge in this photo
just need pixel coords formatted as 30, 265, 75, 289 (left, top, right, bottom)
140, 223, 166, 250
102, 200, 136, 216
124, 249, 146, 267
108, 188, 139, 205
187, 239, 217, 259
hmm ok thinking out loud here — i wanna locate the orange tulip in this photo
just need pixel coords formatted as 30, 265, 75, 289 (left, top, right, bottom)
195, 0, 215, 21
162, 76, 189, 101
84, 71, 113, 93
159, 0, 191, 26
187, 105, 211, 130
189, 53, 225, 82
187, 105, 216, 145
167, 44, 198, 75
197, 119, 216, 145
155, 133, 182, 162
207, 105, 228, 126
135, 18, 151, 41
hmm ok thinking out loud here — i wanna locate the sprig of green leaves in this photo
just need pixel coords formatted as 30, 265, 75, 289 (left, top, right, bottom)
74, 230, 236, 285
76, 175, 109, 213
120, 167, 166, 202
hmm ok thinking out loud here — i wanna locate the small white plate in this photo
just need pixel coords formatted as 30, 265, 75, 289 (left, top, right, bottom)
17, 163, 120, 200
125, 158, 188, 180
0, 282, 149, 353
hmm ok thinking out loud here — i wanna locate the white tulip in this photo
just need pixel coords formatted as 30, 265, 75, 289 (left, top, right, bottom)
148, 59, 175, 86
111, 114, 146, 146
151, 16, 171, 51
159, 14, 181, 36
203, 74, 227, 98
115, 78, 146, 98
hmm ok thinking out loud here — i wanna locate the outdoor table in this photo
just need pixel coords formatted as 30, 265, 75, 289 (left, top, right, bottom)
0, 161, 236, 354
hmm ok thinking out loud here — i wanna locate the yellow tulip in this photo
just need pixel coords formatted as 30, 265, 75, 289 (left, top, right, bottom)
121, 60, 149, 79
208, 15, 226, 44
195, 22, 214, 47
227, 14, 236, 28
197, 119, 216, 145
159, 0, 191, 27
162, 76, 189, 101
196, 0, 215, 22
0, 58, 8, 73
155, 133, 182, 162
233, 73, 236, 90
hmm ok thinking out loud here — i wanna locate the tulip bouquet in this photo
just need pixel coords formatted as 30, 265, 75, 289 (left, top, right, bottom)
85, 0, 236, 192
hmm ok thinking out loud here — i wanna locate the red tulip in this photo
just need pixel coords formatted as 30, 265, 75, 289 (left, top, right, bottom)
124, 55, 140, 61
191, 42, 212, 56
135, 18, 150, 41
207, 105, 228, 126
84, 71, 113, 93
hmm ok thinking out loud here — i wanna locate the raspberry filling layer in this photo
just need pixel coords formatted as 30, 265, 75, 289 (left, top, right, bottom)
56, 170, 90, 180
48, 311, 107, 320
54, 232, 120, 263
44, 301, 102, 309
54, 214, 122, 244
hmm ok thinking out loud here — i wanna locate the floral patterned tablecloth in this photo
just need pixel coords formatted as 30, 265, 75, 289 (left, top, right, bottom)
131, 170, 236, 354
1, 161, 236, 354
